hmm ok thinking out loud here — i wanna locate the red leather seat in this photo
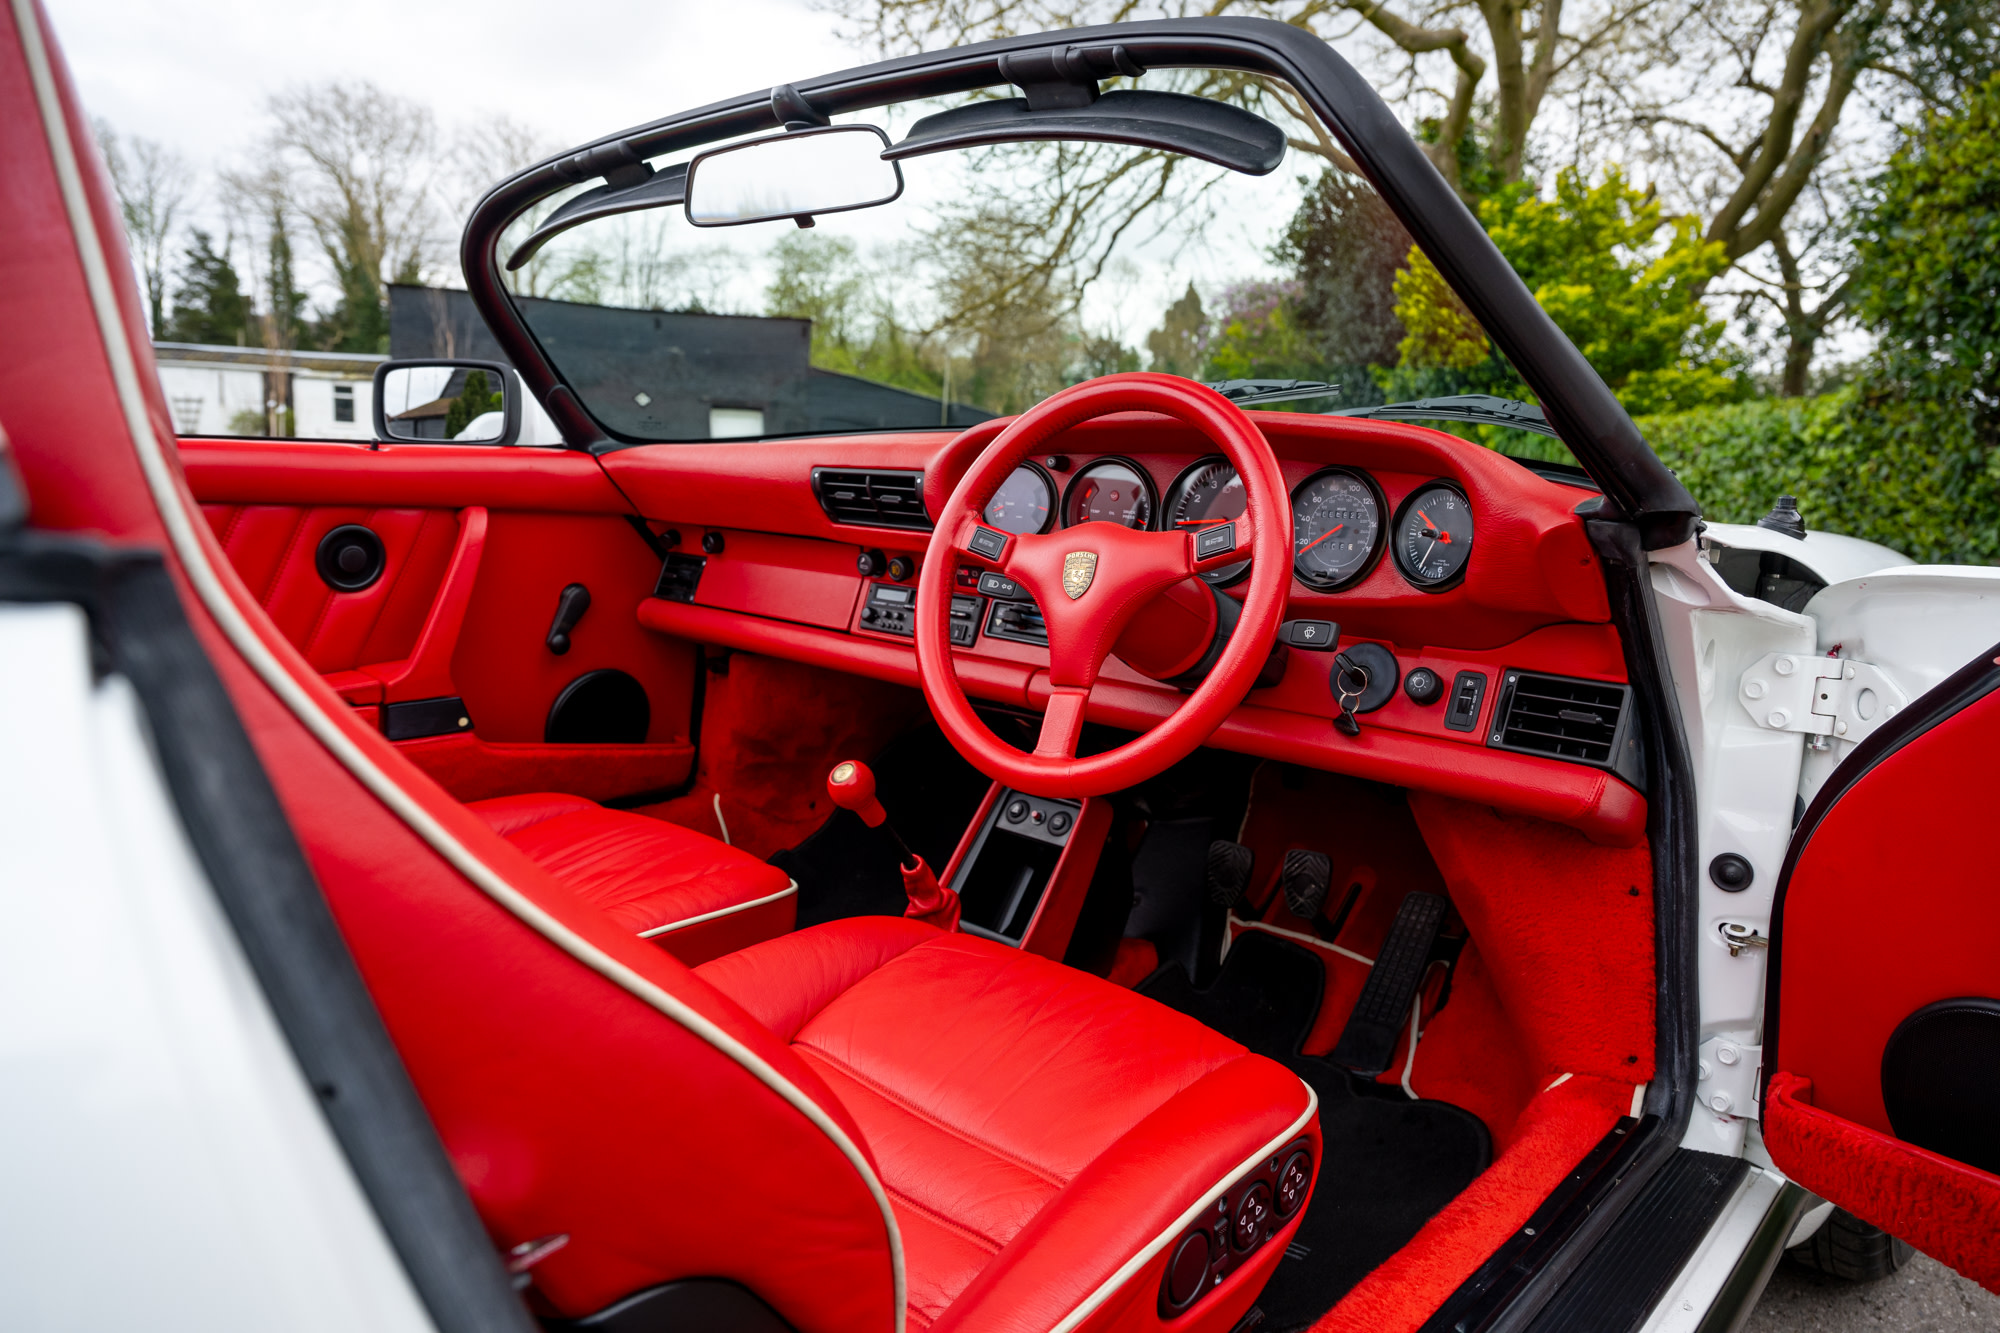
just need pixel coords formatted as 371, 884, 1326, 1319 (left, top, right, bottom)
698, 917, 1320, 1331
470, 792, 796, 965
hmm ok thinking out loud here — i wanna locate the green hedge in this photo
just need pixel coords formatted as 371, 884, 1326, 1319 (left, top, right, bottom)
1635, 388, 2000, 566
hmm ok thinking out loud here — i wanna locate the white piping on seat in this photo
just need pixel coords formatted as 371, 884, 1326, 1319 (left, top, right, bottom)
9, 6, 908, 1325
638, 880, 798, 938
1048, 1084, 1320, 1333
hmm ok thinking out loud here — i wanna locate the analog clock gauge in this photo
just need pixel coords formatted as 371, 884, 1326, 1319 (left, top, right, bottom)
1164, 458, 1249, 585
1063, 459, 1155, 529
1392, 483, 1474, 589
1290, 469, 1384, 591
982, 464, 1055, 535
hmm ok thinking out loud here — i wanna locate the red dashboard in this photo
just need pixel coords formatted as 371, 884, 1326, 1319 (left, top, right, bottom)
606, 411, 1643, 845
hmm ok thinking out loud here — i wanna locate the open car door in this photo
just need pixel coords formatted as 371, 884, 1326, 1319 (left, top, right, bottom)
1762, 641, 2000, 1291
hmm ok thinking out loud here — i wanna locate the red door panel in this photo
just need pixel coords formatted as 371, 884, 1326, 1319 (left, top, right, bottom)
203, 503, 459, 677
182, 440, 699, 805
1765, 647, 2000, 1291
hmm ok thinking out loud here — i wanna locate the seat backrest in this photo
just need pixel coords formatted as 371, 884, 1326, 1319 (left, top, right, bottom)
0, 9, 903, 1329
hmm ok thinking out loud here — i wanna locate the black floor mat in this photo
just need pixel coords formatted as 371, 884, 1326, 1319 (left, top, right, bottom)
773, 724, 993, 930
1141, 930, 1490, 1332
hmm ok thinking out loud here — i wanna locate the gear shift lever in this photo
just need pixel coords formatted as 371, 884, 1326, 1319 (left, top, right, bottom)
827, 761, 960, 931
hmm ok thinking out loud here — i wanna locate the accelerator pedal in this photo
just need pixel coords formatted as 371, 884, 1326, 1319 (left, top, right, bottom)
1207, 840, 1256, 908
1330, 891, 1447, 1076
1280, 849, 1331, 920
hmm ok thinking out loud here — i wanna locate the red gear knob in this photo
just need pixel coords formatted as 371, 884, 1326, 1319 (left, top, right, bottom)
827, 760, 887, 828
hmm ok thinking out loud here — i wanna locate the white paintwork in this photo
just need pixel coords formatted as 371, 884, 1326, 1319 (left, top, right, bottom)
1647, 541, 1813, 1156
0, 604, 435, 1332
1797, 566, 2000, 804
1738, 651, 1909, 745
1633, 1165, 1786, 1333
1694, 1037, 1763, 1121
1700, 519, 1913, 586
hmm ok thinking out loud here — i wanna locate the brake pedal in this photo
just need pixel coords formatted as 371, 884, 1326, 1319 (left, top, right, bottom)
1281, 850, 1331, 920
1206, 840, 1255, 908
1330, 891, 1447, 1076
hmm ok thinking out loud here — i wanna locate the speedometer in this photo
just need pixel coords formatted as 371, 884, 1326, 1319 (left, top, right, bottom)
1290, 468, 1384, 591
1063, 459, 1155, 530
1164, 458, 1248, 586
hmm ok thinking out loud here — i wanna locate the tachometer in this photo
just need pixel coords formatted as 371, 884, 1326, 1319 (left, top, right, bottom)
1392, 483, 1473, 589
983, 464, 1055, 535
1290, 468, 1384, 591
1063, 459, 1154, 529
1164, 458, 1248, 586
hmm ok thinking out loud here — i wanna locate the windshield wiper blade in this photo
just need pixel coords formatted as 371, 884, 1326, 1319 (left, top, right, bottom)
1204, 378, 1343, 407
1327, 394, 1559, 438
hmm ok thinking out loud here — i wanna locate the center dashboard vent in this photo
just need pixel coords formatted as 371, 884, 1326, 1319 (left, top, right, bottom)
812, 468, 932, 531
1488, 670, 1643, 789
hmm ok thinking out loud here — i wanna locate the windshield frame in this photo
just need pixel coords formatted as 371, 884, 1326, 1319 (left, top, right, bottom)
460, 16, 1698, 546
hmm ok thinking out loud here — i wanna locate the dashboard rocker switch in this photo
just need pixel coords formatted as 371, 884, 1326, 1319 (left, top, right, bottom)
1281, 619, 1339, 650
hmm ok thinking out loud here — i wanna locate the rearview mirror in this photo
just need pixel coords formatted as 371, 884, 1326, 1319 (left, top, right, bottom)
684, 125, 902, 227
372, 360, 521, 446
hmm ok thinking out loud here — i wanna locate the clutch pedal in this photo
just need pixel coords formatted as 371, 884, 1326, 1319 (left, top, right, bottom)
1207, 840, 1255, 908
1281, 849, 1331, 920
1330, 891, 1446, 1076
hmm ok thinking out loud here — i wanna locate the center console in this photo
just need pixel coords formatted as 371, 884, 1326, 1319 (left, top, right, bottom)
945, 785, 1105, 956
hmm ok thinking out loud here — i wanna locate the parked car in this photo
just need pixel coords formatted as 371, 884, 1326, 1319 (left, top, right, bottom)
4, 7, 1996, 1333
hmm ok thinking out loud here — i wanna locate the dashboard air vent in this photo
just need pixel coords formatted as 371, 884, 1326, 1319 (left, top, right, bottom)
812, 468, 932, 531
1489, 670, 1633, 772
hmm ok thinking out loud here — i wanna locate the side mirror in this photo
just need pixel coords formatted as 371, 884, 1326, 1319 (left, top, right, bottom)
684, 124, 903, 228
372, 360, 522, 446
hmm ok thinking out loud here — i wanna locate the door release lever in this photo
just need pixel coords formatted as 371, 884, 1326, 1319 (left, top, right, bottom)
545, 583, 591, 655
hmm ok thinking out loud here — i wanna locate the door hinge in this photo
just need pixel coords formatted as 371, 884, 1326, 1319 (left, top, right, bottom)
1739, 653, 1908, 745
1696, 1037, 1763, 1121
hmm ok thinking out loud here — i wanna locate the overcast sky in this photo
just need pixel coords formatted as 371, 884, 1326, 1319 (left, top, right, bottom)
44, 0, 1299, 342
47, 0, 860, 173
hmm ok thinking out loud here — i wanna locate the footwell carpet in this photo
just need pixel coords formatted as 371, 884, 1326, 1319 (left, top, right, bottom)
1143, 930, 1490, 1332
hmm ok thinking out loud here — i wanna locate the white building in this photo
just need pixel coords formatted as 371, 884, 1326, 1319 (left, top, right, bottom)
153, 343, 385, 441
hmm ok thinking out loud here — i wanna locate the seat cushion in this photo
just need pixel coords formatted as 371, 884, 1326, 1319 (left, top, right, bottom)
699, 918, 1319, 1332
471, 793, 796, 965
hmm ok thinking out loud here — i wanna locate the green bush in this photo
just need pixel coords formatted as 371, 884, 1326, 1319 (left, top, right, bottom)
1637, 389, 2000, 566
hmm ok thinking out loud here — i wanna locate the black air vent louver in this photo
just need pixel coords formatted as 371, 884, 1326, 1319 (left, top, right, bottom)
812, 468, 932, 531
1489, 670, 1630, 767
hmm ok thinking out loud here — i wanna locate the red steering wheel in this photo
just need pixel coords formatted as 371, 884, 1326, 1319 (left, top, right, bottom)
916, 373, 1292, 798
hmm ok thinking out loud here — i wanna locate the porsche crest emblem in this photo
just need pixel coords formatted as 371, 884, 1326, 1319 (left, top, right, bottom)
1062, 550, 1098, 600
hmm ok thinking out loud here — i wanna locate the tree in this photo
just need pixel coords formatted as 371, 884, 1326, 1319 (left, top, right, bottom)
1276, 169, 1414, 370
164, 230, 253, 347
1146, 284, 1207, 377
94, 120, 190, 339
444, 370, 501, 438
1395, 168, 1741, 413
1848, 72, 2000, 411
834, 0, 1662, 197
766, 232, 869, 364
262, 81, 439, 353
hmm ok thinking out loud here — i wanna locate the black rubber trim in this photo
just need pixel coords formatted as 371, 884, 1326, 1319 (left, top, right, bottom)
456, 17, 1699, 545
1419, 1117, 1652, 1333
1764, 641, 2000, 1085
0, 531, 534, 1333
1521, 1150, 1751, 1333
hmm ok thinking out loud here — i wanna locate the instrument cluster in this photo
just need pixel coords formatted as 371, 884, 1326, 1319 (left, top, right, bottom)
977, 456, 1474, 593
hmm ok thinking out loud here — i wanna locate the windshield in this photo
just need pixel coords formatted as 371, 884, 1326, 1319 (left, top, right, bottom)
498, 75, 1584, 474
